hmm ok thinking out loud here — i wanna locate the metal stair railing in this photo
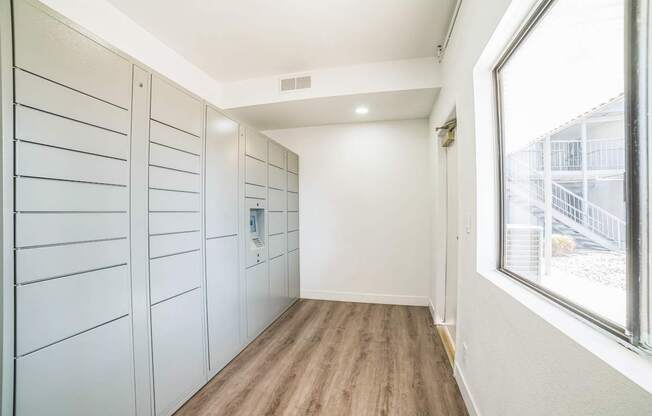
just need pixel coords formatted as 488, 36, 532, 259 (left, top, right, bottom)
506, 158, 626, 249
586, 138, 625, 170
520, 138, 625, 172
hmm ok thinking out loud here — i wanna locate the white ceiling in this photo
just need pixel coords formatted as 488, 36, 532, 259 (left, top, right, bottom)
107, 0, 456, 82
227, 88, 439, 130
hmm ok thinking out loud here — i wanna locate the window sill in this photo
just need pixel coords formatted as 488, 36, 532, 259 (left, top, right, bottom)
478, 267, 652, 394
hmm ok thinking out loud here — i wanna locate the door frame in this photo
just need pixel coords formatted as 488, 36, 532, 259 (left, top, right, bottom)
434, 111, 461, 334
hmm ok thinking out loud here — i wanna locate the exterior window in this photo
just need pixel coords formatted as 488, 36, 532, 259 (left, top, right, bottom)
495, 0, 629, 334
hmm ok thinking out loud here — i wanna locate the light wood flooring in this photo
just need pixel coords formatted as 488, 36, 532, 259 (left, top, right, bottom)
176, 299, 468, 416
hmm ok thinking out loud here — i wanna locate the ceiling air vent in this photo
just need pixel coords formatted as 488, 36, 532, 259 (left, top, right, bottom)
279, 75, 312, 93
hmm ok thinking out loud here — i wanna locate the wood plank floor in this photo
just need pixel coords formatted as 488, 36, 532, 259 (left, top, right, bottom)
176, 300, 468, 416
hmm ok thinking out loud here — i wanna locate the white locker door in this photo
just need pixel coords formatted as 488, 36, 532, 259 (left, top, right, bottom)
151, 76, 203, 136
15, 318, 135, 416
269, 254, 288, 315
13, 0, 131, 108
246, 262, 270, 338
288, 249, 300, 300
151, 289, 205, 415
245, 156, 267, 187
206, 236, 241, 373
287, 151, 299, 174
150, 251, 202, 305
205, 107, 239, 238
245, 128, 268, 162
268, 141, 286, 169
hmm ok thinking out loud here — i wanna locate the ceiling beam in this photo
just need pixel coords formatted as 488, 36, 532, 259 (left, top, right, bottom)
220, 57, 442, 109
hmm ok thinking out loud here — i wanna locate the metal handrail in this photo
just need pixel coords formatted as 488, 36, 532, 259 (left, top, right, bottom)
586, 138, 625, 170
517, 138, 625, 171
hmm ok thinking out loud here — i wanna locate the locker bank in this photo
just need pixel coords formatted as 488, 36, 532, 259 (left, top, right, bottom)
1, 1, 300, 414
1, 0, 651, 415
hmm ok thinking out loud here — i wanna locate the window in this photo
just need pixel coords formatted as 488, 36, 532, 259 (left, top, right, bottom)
495, 0, 650, 346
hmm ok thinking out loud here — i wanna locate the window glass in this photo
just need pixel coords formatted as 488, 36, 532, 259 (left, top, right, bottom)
497, 0, 626, 326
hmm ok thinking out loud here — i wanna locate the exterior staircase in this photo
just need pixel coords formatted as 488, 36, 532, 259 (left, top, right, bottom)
508, 191, 609, 252
507, 159, 625, 251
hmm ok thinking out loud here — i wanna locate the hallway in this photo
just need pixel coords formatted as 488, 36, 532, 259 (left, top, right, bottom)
176, 300, 468, 416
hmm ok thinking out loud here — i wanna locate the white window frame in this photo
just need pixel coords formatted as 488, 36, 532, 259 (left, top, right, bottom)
492, 0, 651, 350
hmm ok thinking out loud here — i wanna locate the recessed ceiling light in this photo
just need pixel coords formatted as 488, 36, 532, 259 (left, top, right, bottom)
355, 106, 369, 115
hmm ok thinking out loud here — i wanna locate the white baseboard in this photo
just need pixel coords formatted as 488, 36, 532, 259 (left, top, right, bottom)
428, 298, 437, 324
300, 290, 429, 306
454, 362, 480, 416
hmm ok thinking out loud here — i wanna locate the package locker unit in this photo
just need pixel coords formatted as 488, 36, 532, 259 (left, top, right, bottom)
0, 1, 300, 415
243, 130, 300, 339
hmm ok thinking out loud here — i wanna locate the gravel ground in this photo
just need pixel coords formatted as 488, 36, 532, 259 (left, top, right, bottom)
551, 250, 626, 290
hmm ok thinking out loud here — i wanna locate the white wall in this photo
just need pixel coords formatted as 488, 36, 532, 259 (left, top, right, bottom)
429, 0, 652, 415
266, 119, 431, 306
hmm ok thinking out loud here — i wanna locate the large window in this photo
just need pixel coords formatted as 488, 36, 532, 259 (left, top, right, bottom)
496, 0, 650, 345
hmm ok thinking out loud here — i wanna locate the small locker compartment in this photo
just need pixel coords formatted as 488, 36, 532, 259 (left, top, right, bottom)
14, 69, 129, 134
149, 231, 201, 259
246, 262, 270, 338
245, 184, 267, 199
149, 212, 201, 235
13, 0, 132, 109
16, 176, 127, 213
288, 231, 300, 252
206, 236, 241, 373
151, 289, 205, 416
150, 189, 200, 212
150, 120, 201, 155
245, 129, 268, 162
150, 76, 203, 137
268, 165, 286, 190
245, 155, 267, 187
269, 254, 288, 315
16, 265, 130, 356
15, 212, 127, 248
150, 142, 201, 174
15, 105, 129, 160
16, 239, 128, 285
16, 139, 128, 186
15, 317, 136, 416
287, 172, 299, 193
268, 141, 286, 169
150, 165, 201, 193
287, 192, 299, 212
289, 250, 300, 300
268, 233, 286, 259
150, 250, 202, 304
268, 188, 286, 211
268, 212, 286, 236
287, 151, 299, 174
287, 212, 300, 232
